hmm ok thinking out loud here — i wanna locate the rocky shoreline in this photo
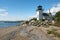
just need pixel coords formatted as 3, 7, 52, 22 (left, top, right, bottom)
0, 23, 55, 40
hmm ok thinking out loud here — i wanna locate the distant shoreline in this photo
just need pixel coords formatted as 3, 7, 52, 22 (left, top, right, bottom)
0, 21, 24, 28
0, 21, 24, 23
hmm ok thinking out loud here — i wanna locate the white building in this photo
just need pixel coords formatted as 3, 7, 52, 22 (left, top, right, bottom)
36, 5, 53, 23
36, 6, 43, 20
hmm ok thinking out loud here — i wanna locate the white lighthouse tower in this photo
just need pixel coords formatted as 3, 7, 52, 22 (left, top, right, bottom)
36, 6, 43, 20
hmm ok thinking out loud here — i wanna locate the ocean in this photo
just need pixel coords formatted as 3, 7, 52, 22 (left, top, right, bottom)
0, 21, 22, 28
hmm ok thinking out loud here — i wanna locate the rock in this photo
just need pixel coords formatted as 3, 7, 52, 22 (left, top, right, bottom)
0, 25, 53, 40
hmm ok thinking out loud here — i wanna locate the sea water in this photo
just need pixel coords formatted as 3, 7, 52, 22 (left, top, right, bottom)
0, 21, 21, 28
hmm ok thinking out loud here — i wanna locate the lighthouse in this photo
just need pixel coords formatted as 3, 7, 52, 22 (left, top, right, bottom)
36, 5, 43, 20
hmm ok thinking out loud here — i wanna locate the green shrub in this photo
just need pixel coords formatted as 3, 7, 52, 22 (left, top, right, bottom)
47, 30, 60, 38
54, 11, 60, 27
25, 21, 29, 24
47, 30, 54, 34
54, 32, 60, 38
29, 18, 37, 21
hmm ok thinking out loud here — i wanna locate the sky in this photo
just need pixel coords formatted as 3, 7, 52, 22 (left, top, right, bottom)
0, 0, 60, 21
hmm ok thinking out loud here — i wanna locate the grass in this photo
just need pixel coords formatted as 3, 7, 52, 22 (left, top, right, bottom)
47, 29, 60, 38
54, 32, 60, 38
47, 30, 55, 34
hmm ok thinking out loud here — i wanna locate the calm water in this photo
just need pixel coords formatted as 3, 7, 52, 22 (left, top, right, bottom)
0, 21, 21, 28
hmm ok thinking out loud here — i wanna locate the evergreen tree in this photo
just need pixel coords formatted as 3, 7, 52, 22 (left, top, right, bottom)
55, 11, 60, 27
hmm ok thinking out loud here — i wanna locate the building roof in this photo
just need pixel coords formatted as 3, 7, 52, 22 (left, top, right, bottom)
43, 13, 49, 16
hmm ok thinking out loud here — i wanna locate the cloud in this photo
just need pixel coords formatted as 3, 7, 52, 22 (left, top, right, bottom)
28, 14, 37, 20
46, 3, 60, 15
28, 16, 35, 20
0, 16, 22, 21
0, 9, 8, 16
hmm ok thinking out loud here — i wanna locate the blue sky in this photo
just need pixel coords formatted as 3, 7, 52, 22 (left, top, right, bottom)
0, 0, 60, 21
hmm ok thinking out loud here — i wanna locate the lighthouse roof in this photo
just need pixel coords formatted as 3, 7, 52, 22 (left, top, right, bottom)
38, 5, 42, 7
37, 5, 43, 10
